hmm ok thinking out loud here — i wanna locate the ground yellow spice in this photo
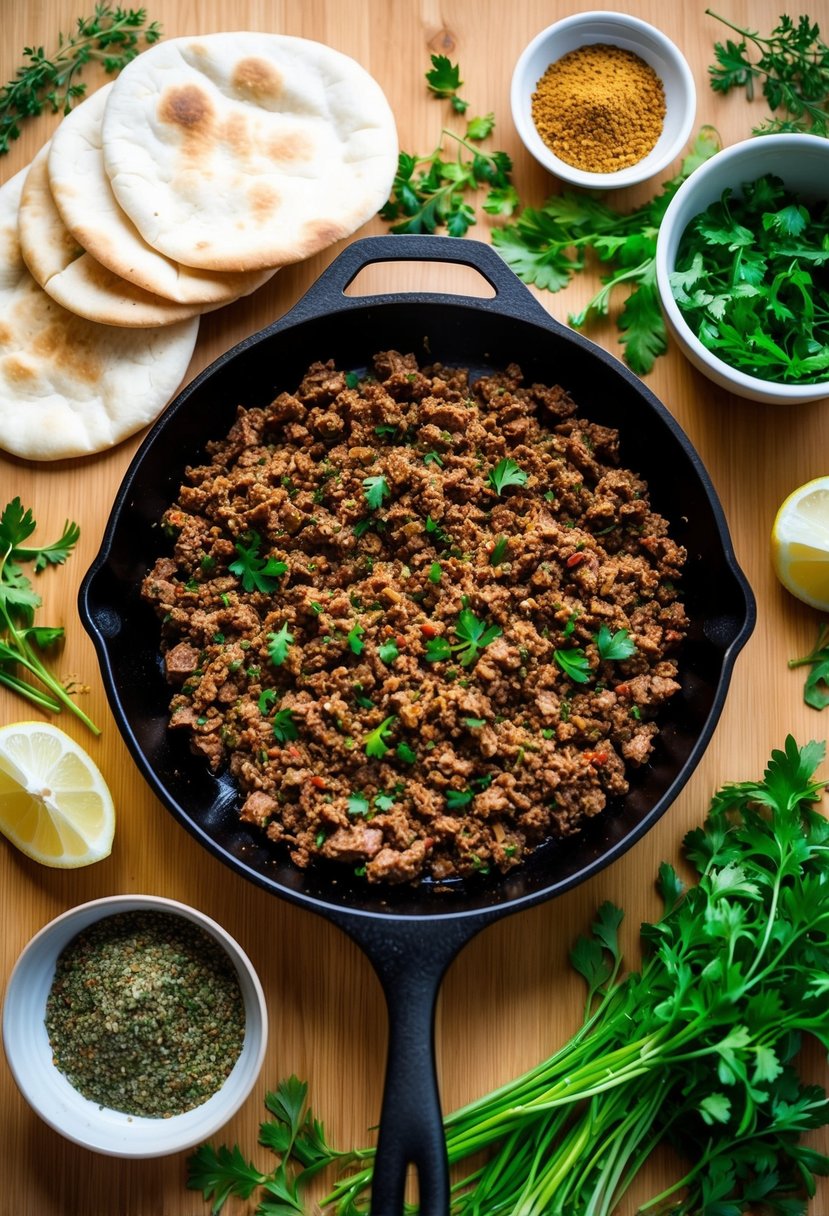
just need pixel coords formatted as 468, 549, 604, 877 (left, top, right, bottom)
531, 43, 666, 173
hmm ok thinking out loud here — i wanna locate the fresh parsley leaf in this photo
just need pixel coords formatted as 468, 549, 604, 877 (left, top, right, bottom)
364, 714, 397, 759
258, 688, 278, 715
488, 458, 528, 495
466, 113, 495, 141
554, 647, 592, 684
490, 535, 509, 565
229, 533, 288, 593
396, 741, 417, 764
374, 791, 396, 812
267, 624, 294, 667
446, 788, 474, 809
362, 475, 390, 511
595, 624, 637, 661
272, 709, 298, 744
463, 717, 486, 728
424, 636, 453, 663
186, 1142, 266, 1210
454, 608, 502, 666
425, 53, 468, 112
378, 639, 399, 664
423, 450, 444, 467
789, 620, 829, 710
425, 515, 452, 548
428, 562, 442, 584
347, 792, 370, 817
347, 622, 365, 655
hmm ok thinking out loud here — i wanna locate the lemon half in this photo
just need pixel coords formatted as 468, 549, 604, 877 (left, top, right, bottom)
0, 722, 115, 867
771, 476, 829, 612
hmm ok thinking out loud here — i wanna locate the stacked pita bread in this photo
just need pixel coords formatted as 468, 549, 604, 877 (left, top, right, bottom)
3, 32, 398, 460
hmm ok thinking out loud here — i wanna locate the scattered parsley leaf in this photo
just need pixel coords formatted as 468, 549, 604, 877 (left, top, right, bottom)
258, 689, 278, 715
364, 714, 397, 759
347, 792, 370, 817
373, 791, 396, 812
446, 788, 474, 809
425, 608, 502, 668
465, 112, 495, 141
425, 515, 452, 548
488, 458, 528, 495
425, 53, 468, 112
788, 620, 829, 709
428, 562, 442, 584
396, 741, 417, 764
595, 624, 637, 661
490, 535, 509, 565
272, 709, 298, 744
423, 450, 444, 467
229, 533, 288, 594
362, 475, 390, 511
378, 639, 399, 664
347, 622, 365, 656
267, 624, 294, 667
463, 717, 486, 728
554, 646, 592, 684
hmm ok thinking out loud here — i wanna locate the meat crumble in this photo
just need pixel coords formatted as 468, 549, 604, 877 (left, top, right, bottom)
141, 351, 688, 885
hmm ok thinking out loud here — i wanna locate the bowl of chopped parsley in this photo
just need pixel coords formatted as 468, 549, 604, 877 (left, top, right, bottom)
655, 133, 829, 403
1, 894, 267, 1157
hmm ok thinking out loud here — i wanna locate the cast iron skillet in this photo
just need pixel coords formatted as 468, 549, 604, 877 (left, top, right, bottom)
79, 236, 755, 1215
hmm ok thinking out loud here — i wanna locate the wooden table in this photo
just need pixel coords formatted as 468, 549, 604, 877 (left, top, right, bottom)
1, 2, 827, 1213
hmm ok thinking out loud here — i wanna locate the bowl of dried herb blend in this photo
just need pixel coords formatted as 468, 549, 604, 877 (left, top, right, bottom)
655, 133, 829, 404
511, 11, 696, 190
1, 894, 267, 1156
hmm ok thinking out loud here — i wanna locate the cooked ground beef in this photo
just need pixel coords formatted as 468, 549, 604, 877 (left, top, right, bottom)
141, 351, 687, 885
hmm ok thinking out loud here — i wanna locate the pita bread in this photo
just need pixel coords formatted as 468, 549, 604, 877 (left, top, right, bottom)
47, 84, 275, 304
19, 143, 206, 327
0, 166, 199, 462
101, 32, 398, 272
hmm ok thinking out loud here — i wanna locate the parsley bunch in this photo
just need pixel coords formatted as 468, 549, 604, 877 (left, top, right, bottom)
187, 737, 829, 1215
0, 4, 162, 154
380, 56, 519, 237
0, 498, 98, 732
491, 128, 721, 375
670, 174, 829, 384
707, 10, 829, 136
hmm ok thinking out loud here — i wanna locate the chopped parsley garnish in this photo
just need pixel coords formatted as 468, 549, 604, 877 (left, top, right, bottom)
272, 708, 298, 744
363, 475, 391, 511
425, 515, 452, 547
396, 741, 417, 764
258, 689, 277, 715
373, 791, 396, 812
347, 792, 370, 816
423, 451, 444, 467
228, 532, 287, 593
488, 458, 528, 495
446, 788, 475, 809
554, 647, 591, 684
428, 562, 442, 584
364, 714, 397, 759
345, 371, 361, 389
267, 623, 294, 666
463, 717, 486, 728
424, 608, 502, 668
490, 535, 509, 565
347, 622, 365, 655
595, 625, 637, 661
378, 639, 399, 664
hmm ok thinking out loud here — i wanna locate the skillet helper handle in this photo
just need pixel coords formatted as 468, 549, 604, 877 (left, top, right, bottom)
348, 917, 477, 1216
284, 233, 554, 325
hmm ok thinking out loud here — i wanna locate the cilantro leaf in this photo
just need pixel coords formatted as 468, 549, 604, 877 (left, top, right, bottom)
595, 624, 637, 661
378, 639, 399, 664
364, 714, 397, 759
272, 709, 298, 744
488, 458, 528, 495
465, 113, 495, 141
347, 622, 365, 655
425, 54, 466, 110
267, 624, 294, 666
454, 607, 502, 666
347, 792, 370, 817
362, 475, 390, 511
229, 533, 288, 594
554, 647, 591, 684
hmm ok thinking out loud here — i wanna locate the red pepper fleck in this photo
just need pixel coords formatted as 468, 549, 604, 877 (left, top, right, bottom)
420, 622, 439, 639
614, 682, 631, 697
566, 552, 586, 568
582, 750, 608, 766
287, 746, 302, 761
395, 634, 407, 649
310, 775, 326, 789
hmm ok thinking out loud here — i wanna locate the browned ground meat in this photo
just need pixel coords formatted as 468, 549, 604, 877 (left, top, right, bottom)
141, 351, 687, 885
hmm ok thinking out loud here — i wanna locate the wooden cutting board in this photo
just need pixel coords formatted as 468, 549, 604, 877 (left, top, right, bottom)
0, 3, 827, 1213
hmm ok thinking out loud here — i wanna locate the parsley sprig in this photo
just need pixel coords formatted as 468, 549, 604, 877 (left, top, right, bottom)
0, 498, 98, 732
228, 532, 287, 594
189, 738, 829, 1215
0, 4, 162, 154
707, 10, 829, 136
788, 620, 829, 709
492, 128, 721, 374
670, 173, 829, 384
425, 53, 468, 113
424, 608, 502, 667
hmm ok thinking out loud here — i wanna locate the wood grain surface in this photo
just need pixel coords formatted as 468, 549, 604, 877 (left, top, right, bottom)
0, 3, 827, 1214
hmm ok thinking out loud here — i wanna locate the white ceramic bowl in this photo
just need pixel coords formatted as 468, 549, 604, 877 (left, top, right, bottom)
2, 894, 268, 1157
655, 134, 829, 405
510, 11, 696, 190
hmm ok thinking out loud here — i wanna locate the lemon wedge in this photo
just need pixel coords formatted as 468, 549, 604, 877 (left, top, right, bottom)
0, 722, 115, 867
771, 476, 829, 612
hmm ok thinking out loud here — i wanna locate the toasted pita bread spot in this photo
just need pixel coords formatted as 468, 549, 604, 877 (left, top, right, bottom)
102, 32, 398, 271
232, 56, 283, 101
33, 324, 103, 385
47, 85, 275, 305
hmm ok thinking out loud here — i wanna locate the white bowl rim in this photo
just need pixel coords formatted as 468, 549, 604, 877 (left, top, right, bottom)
654, 132, 829, 402
2, 893, 268, 1158
510, 10, 697, 190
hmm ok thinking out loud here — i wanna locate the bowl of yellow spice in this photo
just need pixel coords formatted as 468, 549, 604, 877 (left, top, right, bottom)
1, 894, 267, 1157
511, 11, 696, 190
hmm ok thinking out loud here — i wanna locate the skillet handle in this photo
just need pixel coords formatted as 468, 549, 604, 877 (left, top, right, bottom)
283, 233, 556, 326
335, 914, 481, 1216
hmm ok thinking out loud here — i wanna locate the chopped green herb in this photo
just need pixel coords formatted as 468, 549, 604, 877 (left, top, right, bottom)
463, 717, 486, 729
345, 371, 361, 389
554, 647, 592, 684
272, 709, 298, 744
396, 741, 417, 765
425, 515, 452, 547
490, 535, 509, 565
258, 689, 277, 715
364, 714, 397, 759
428, 561, 442, 584
424, 607, 502, 668
423, 450, 444, 467
347, 622, 365, 656
788, 620, 829, 709
488, 458, 528, 495
267, 623, 294, 667
229, 533, 287, 594
373, 792, 396, 812
425, 53, 468, 113
363, 475, 391, 511
347, 792, 370, 816
595, 624, 637, 661
378, 639, 399, 665
446, 788, 475, 809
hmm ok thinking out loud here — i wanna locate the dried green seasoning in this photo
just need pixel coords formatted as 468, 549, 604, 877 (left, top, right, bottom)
45, 910, 246, 1118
